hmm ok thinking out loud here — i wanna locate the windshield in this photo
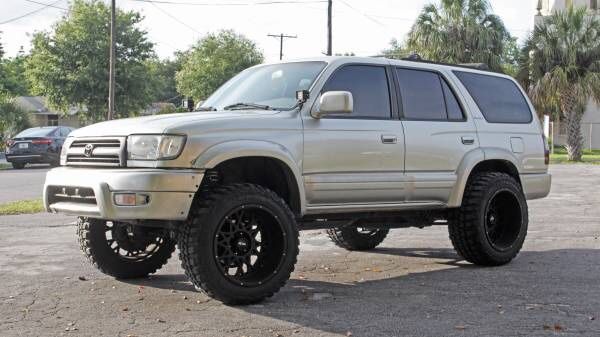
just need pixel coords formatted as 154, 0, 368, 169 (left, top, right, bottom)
15, 127, 56, 138
201, 61, 326, 111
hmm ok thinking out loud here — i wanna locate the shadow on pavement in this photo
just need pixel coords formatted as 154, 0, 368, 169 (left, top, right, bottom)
127, 248, 600, 336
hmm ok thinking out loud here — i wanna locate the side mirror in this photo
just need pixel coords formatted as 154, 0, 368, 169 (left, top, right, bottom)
312, 91, 353, 118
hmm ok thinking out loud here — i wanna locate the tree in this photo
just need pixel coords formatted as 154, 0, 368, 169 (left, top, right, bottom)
380, 38, 410, 60
1, 47, 31, 96
146, 56, 183, 103
0, 94, 31, 148
518, 6, 600, 161
26, 0, 156, 122
176, 30, 263, 101
406, 0, 511, 72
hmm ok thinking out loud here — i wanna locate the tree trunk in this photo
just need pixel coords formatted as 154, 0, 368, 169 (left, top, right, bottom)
560, 90, 584, 161
565, 109, 583, 161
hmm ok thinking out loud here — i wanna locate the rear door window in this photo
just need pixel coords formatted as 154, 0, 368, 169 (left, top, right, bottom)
396, 68, 464, 121
454, 71, 532, 123
321, 65, 391, 119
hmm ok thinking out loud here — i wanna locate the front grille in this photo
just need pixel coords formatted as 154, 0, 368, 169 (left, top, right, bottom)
66, 137, 126, 167
47, 186, 97, 205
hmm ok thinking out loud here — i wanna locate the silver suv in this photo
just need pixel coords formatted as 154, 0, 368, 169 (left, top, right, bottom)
44, 57, 551, 304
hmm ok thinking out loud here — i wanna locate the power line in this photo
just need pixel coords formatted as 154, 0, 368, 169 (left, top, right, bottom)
337, 0, 388, 29
23, 0, 67, 11
148, 1, 203, 35
0, 0, 63, 25
130, 0, 327, 6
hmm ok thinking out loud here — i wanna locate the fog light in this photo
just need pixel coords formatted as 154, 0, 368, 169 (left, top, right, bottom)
114, 193, 150, 206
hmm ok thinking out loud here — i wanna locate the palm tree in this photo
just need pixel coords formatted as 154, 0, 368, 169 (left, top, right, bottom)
520, 6, 600, 161
406, 0, 511, 72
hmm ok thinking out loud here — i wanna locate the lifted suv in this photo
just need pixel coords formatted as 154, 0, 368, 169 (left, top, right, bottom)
44, 57, 551, 304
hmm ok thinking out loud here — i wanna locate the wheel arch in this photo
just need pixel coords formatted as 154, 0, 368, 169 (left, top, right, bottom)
193, 140, 305, 215
448, 148, 522, 207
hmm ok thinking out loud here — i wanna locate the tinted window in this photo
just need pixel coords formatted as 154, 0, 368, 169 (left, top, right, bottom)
322, 65, 391, 119
441, 80, 464, 120
454, 71, 532, 123
396, 69, 446, 120
15, 127, 56, 138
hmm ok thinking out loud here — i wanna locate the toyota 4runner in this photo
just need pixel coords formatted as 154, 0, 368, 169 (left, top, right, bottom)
43, 57, 551, 304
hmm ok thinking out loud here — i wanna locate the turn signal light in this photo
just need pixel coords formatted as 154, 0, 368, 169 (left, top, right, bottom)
113, 193, 150, 206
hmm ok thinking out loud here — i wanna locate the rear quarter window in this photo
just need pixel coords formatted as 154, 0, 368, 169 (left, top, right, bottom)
454, 71, 532, 124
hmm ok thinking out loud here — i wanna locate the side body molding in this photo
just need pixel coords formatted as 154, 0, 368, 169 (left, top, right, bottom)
192, 140, 306, 214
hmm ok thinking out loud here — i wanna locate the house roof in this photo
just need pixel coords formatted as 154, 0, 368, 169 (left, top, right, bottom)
14, 96, 79, 116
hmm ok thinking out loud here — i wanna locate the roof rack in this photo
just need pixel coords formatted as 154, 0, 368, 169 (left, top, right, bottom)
379, 53, 495, 72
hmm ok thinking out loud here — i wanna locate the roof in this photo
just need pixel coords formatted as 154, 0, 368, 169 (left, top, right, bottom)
261, 56, 508, 78
14, 96, 80, 116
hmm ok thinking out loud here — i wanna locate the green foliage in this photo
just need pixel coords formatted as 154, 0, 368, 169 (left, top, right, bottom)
1, 49, 31, 96
145, 56, 183, 103
0, 94, 31, 144
25, 0, 156, 122
406, 0, 511, 72
550, 147, 600, 164
518, 6, 600, 160
380, 38, 410, 60
176, 30, 263, 100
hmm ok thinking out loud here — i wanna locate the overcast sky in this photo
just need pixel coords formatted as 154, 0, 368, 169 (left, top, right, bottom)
0, 0, 537, 62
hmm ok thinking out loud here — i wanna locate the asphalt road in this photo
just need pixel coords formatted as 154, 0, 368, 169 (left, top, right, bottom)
0, 165, 599, 337
0, 165, 51, 204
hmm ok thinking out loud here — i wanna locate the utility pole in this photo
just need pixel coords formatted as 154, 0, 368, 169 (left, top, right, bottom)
327, 0, 332, 56
107, 0, 116, 120
267, 33, 297, 60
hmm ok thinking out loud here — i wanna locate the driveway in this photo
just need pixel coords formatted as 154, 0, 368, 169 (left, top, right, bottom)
0, 165, 599, 337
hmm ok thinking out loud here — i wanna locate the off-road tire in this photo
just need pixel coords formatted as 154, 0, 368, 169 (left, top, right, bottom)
12, 162, 25, 169
179, 183, 299, 305
449, 172, 528, 266
77, 217, 176, 278
326, 227, 389, 251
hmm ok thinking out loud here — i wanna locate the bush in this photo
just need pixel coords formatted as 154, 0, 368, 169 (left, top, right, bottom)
0, 94, 31, 151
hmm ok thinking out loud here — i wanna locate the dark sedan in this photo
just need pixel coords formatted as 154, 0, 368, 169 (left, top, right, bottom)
5, 126, 75, 169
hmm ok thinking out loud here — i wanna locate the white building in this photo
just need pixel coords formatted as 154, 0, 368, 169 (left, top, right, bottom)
535, 0, 600, 149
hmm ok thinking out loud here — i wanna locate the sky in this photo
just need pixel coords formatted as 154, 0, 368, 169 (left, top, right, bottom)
0, 0, 538, 62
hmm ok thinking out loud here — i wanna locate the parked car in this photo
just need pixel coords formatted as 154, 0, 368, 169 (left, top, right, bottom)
43, 56, 551, 305
5, 126, 75, 169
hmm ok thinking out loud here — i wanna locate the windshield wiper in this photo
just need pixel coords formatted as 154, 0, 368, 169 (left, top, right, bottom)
195, 106, 217, 111
223, 102, 272, 111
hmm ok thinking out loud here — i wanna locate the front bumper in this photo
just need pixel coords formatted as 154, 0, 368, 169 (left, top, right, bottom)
521, 173, 551, 200
43, 167, 203, 220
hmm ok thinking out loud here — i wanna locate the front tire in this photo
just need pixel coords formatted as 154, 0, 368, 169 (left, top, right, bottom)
449, 172, 528, 266
77, 217, 176, 278
179, 184, 299, 305
327, 226, 389, 251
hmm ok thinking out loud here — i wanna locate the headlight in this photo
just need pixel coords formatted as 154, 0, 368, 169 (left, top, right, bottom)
60, 137, 74, 165
127, 134, 186, 160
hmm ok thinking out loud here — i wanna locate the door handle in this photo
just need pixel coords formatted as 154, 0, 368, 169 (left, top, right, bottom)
381, 134, 397, 144
461, 136, 475, 145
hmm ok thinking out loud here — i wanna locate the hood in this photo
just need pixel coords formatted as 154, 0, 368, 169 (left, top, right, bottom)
69, 110, 280, 137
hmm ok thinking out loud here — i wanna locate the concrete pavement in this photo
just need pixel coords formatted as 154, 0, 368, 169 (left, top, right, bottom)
0, 165, 599, 337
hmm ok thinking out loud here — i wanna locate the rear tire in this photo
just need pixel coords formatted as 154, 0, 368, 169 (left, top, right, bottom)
179, 183, 299, 305
77, 217, 176, 279
12, 162, 25, 169
449, 172, 528, 266
327, 226, 389, 251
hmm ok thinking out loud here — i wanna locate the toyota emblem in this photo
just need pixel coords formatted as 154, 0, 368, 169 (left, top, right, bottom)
84, 144, 94, 157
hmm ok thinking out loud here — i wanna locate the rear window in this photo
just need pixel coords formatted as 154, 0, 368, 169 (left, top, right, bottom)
454, 71, 532, 124
15, 127, 56, 138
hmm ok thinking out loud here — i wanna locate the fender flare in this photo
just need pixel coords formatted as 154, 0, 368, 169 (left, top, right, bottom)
447, 147, 521, 207
192, 140, 306, 214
